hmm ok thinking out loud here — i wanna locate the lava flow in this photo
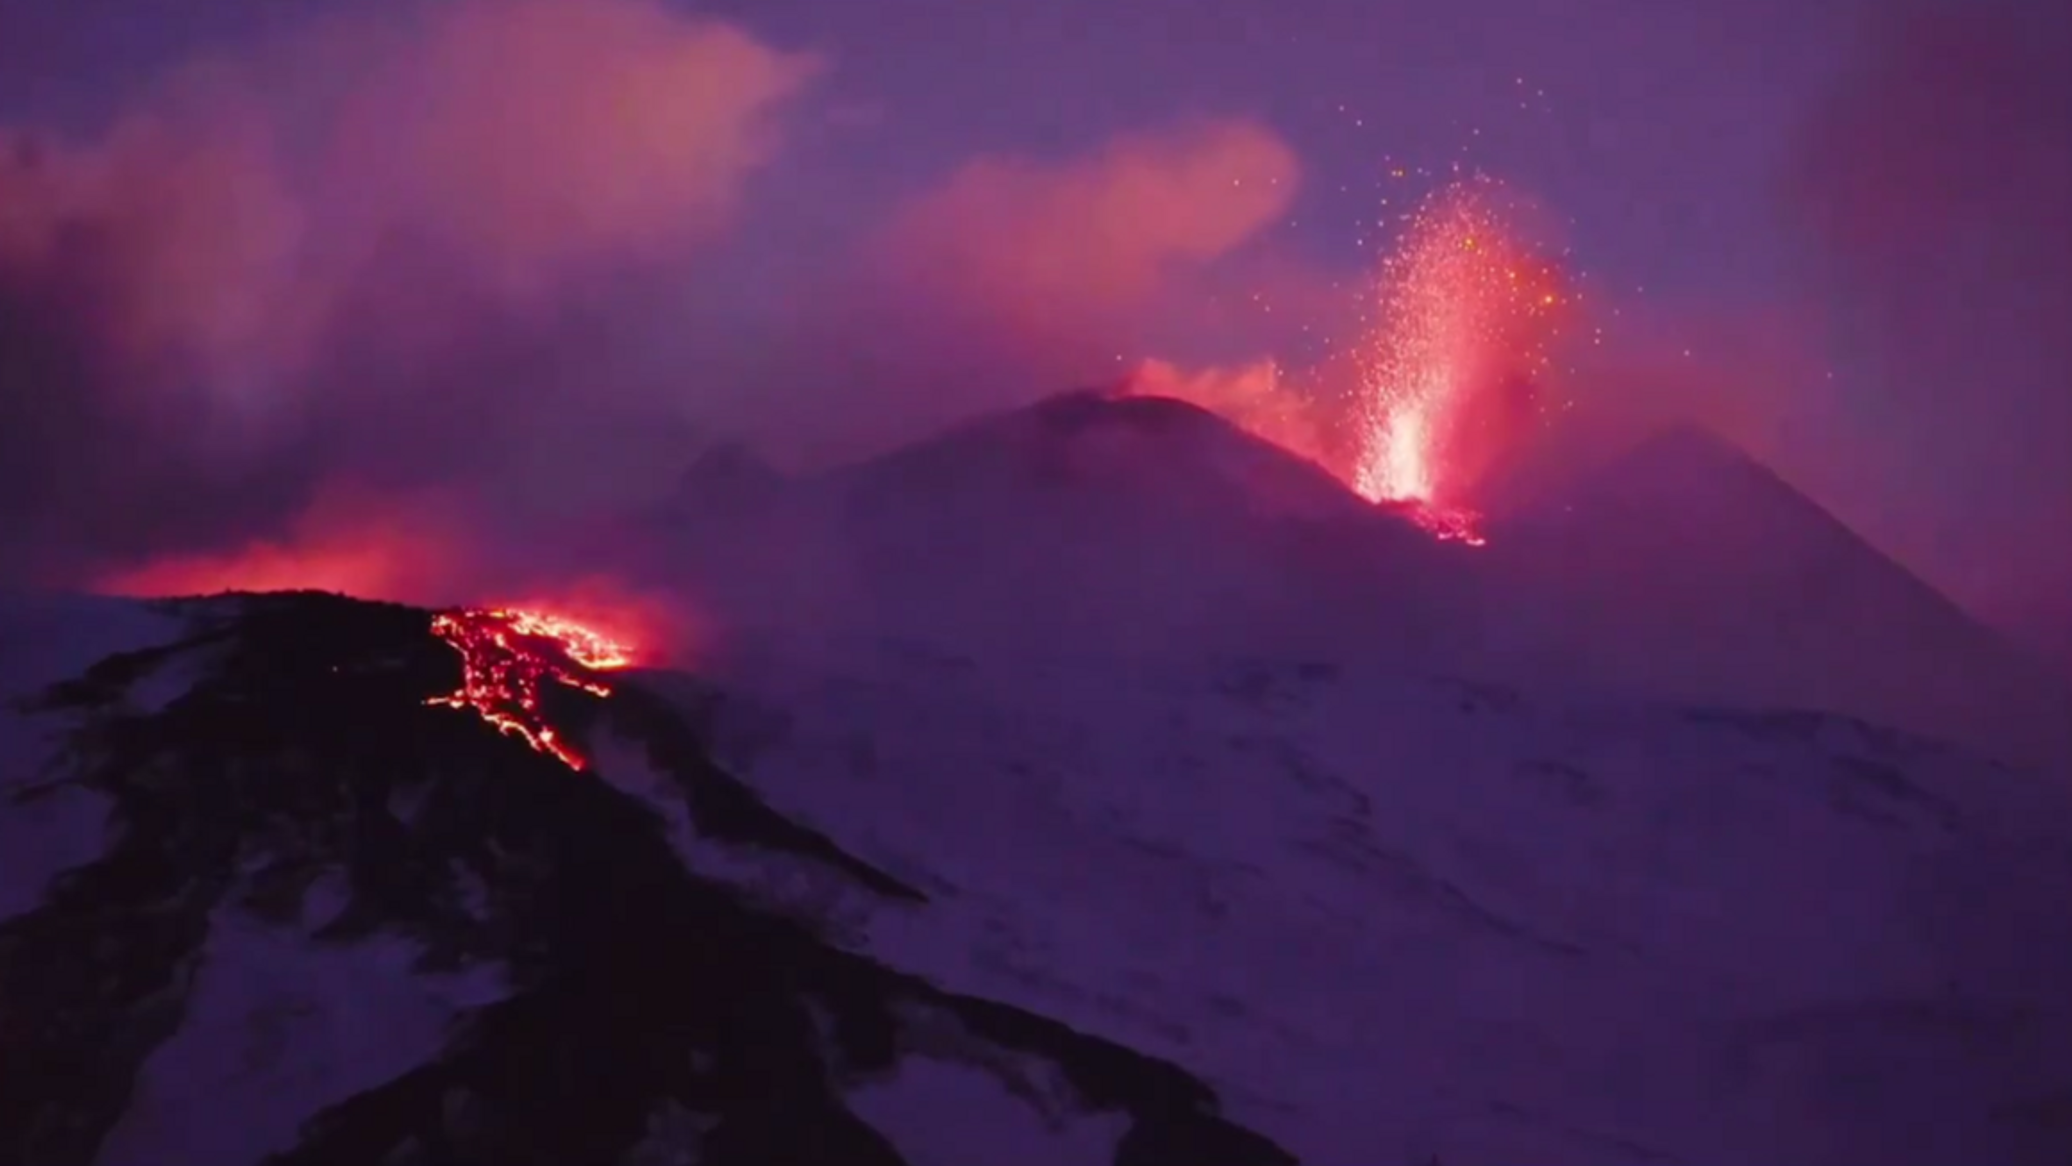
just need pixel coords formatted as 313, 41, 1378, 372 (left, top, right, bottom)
1346, 179, 1574, 544
426, 608, 633, 769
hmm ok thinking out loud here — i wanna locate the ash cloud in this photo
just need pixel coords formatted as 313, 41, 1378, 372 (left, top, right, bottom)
0, 108, 309, 571
869, 119, 1297, 329
0, 0, 819, 593
738, 118, 1303, 464
0, 1, 1299, 601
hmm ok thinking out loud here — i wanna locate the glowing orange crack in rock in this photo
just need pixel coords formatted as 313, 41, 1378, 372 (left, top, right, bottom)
1399, 502, 1488, 547
426, 609, 633, 770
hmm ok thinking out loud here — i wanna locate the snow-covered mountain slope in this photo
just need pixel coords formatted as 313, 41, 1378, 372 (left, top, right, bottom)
0, 592, 190, 923
620, 389, 1480, 665
1480, 424, 2072, 765
4, 581, 2070, 1165
0, 592, 1294, 1166
10, 393, 2070, 1163
626, 394, 2064, 767
684, 630, 2072, 1166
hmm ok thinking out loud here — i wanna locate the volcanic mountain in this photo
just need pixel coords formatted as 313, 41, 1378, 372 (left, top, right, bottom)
635, 392, 2062, 766
4, 586, 2070, 1166
8, 392, 2072, 1165
0, 591, 1295, 1166
628, 389, 1483, 665
1477, 424, 2072, 765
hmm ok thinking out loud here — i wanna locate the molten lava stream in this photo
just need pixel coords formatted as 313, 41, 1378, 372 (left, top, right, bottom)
426, 609, 632, 770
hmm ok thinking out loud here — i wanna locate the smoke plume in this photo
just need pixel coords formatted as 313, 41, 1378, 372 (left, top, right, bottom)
0, 0, 818, 592
0, 2, 1303, 604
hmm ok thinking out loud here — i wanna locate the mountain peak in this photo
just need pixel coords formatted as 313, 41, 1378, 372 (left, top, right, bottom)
1576, 422, 1818, 518
1493, 424, 2071, 763
1625, 419, 1752, 466
1025, 386, 1225, 436
836, 387, 1362, 525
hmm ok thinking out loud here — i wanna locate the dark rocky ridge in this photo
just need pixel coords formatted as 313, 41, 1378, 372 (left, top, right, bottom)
0, 590, 1295, 1166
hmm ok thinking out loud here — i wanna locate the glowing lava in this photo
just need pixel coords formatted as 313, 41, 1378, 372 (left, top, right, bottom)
91, 485, 474, 603
1346, 179, 1572, 545
426, 608, 633, 770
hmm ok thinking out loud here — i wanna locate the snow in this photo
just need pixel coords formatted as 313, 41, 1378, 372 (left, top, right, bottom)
0, 592, 189, 704
635, 396, 2066, 768
4, 396, 2070, 1165
1, 594, 518, 1166
679, 634, 2072, 1166
0, 592, 188, 924
626, 389, 1476, 666
844, 1029, 1130, 1166
0, 780, 111, 923
95, 884, 508, 1166
1478, 425, 2072, 764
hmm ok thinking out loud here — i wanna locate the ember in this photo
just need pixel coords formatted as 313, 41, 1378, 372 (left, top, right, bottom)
1346, 178, 1574, 544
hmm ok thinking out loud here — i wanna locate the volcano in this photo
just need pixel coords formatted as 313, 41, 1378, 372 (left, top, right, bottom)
630, 395, 2064, 767
630, 388, 1484, 664
1480, 424, 2072, 765
0, 590, 1294, 1166
10, 394, 2072, 1165
8, 585, 2067, 1165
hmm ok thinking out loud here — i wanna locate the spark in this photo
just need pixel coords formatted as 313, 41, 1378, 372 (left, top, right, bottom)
1344, 178, 1572, 544
426, 608, 633, 770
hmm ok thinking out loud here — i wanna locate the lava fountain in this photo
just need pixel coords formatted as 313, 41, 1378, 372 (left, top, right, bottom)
427, 608, 633, 769
1347, 179, 1573, 543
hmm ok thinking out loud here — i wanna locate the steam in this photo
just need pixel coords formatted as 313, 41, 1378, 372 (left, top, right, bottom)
758, 119, 1303, 463
1123, 358, 1318, 460
0, 3, 1298, 600
15, 0, 2064, 680
871, 120, 1298, 327
0, 0, 818, 590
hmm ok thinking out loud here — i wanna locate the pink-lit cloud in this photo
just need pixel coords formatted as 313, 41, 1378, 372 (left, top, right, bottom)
870, 118, 1299, 329
704, 118, 1307, 465
2, 9, 1327, 612
322, 0, 821, 296
0, 0, 821, 588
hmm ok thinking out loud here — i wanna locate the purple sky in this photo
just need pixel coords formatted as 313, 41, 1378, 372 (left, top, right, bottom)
0, 0, 1858, 297
1, 0, 2066, 662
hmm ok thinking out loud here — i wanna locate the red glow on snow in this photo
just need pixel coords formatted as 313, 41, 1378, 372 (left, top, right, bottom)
426, 607, 633, 770
91, 487, 473, 603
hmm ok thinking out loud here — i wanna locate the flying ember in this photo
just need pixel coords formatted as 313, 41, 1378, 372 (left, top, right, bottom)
1346, 179, 1572, 545
426, 608, 633, 770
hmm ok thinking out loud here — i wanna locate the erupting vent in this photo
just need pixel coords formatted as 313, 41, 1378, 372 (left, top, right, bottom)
1346, 179, 1574, 545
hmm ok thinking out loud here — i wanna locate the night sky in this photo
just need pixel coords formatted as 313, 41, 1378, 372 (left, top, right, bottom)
1, 0, 2067, 662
